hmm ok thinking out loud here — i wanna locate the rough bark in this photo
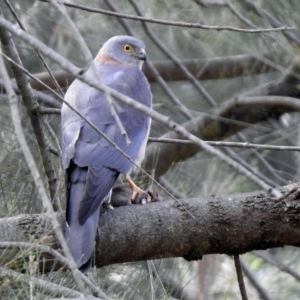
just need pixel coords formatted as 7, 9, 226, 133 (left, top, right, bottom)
0, 183, 299, 272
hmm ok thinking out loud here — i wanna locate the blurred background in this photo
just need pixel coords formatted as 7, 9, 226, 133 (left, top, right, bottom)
1, 0, 300, 299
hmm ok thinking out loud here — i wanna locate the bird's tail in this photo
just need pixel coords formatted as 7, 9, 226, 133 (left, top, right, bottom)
64, 165, 100, 272
65, 162, 120, 272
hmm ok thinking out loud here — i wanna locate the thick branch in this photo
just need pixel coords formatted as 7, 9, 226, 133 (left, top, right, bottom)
30, 53, 277, 91
144, 95, 300, 177
0, 184, 299, 271
144, 58, 300, 177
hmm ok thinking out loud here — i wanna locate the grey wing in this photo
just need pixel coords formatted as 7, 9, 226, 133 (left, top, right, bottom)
62, 66, 152, 224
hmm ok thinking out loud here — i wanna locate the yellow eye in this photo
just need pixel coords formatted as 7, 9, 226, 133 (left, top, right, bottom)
123, 44, 133, 52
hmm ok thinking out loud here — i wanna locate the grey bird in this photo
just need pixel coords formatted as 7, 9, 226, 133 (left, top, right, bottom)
61, 35, 152, 272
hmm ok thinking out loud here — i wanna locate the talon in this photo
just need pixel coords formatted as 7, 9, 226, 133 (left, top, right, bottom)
125, 174, 144, 202
107, 204, 114, 210
125, 175, 161, 204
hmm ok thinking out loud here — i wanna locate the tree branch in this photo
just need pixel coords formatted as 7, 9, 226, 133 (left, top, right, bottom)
0, 183, 299, 272
144, 94, 300, 178
30, 53, 278, 91
39, 0, 294, 33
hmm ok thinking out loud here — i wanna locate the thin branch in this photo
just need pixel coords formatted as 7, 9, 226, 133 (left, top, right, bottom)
0, 47, 194, 218
129, 0, 217, 106
128, 0, 208, 113
0, 15, 283, 198
0, 78, 61, 108
0, 242, 111, 299
221, 145, 277, 188
0, 21, 58, 205
235, 132, 288, 186
38, 107, 61, 115
226, 0, 292, 56
128, 0, 283, 189
0, 51, 65, 107
234, 255, 249, 300
239, 0, 300, 47
49, 144, 59, 156
253, 251, 300, 282
144, 93, 300, 178
157, 176, 186, 199
38, 0, 294, 33
240, 259, 273, 300
0, 49, 87, 294
49, 0, 93, 63
3, 0, 64, 96
0, 268, 95, 299
148, 137, 300, 151
103, 0, 193, 121
40, 116, 62, 159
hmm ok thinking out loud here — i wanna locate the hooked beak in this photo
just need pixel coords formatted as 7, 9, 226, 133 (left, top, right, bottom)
138, 48, 147, 61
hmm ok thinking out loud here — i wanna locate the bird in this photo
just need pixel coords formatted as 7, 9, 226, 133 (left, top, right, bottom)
61, 36, 152, 272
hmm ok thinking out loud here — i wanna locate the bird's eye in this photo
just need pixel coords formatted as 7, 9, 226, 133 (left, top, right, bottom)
123, 44, 133, 52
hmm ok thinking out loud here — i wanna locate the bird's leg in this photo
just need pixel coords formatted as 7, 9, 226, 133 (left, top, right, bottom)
102, 189, 114, 210
125, 174, 151, 204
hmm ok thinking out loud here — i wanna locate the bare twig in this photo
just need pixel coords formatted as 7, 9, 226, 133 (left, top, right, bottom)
38, 0, 294, 33
0, 46, 195, 218
129, 0, 217, 107
3, 0, 64, 96
0, 267, 93, 299
106, 0, 280, 191
128, 0, 205, 114
0, 242, 111, 298
50, 0, 130, 143
253, 251, 300, 282
0, 78, 61, 107
0, 15, 283, 198
240, 259, 273, 300
0, 49, 87, 294
234, 255, 248, 300
0, 21, 58, 206
38, 107, 61, 114
148, 137, 300, 151
0, 51, 65, 107
41, 116, 62, 157
158, 176, 186, 199
239, 0, 300, 47
226, 0, 292, 56
104, 0, 193, 121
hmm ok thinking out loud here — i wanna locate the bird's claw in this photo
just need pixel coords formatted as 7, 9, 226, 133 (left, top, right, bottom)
131, 188, 161, 204
131, 189, 151, 204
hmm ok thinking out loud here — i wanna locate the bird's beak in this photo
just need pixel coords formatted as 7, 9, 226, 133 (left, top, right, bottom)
138, 48, 147, 61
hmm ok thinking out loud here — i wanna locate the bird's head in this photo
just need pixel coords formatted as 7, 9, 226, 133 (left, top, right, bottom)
95, 35, 147, 69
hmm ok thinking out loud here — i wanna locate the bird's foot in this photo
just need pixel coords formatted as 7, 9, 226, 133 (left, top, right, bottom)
131, 188, 151, 204
110, 183, 161, 207
131, 187, 161, 204
125, 175, 150, 204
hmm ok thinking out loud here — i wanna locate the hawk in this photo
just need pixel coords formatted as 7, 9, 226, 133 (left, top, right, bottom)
61, 36, 152, 271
